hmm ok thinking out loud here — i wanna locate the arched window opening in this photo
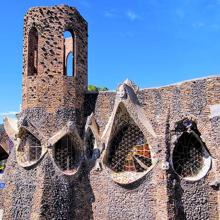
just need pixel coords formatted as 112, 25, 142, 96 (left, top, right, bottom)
172, 132, 209, 179
108, 123, 152, 173
64, 31, 72, 39
66, 52, 74, 77
53, 134, 81, 173
85, 128, 95, 159
28, 27, 38, 76
64, 30, 75, 76
18, 131, 42, 163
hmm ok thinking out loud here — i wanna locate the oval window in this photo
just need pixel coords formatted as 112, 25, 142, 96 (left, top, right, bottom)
53, 134, 81, 174
17, 131, 42, 164
103, 103, 158, 185
172, 132, 211, 181
108, 123, 152, 173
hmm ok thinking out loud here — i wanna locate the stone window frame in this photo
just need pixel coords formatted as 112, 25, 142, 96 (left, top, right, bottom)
16, 128, 44, 168
101, 80, 159, 185
103, 122, 157, 185
170, 119, 212, 182
102, 100, 158, 185
49, 122, 84, 176
4, 117, 47, 169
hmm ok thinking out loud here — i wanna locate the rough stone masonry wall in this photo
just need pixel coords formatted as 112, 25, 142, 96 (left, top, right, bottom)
3, 146, 94, 220
0, 128, 9, 213
22, 5, 88, 112
2, 106, 95, 220
2, 77, 220, 220
0, 190, 3, 210
88, 76, 220, 220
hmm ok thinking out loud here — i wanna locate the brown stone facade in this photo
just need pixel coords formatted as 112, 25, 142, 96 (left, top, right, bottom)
1, 4, 220, 220
22, 5, 88, 112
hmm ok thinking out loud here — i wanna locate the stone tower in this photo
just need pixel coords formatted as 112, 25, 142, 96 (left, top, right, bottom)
2, 5, 92, 220
22, 5, 88, 130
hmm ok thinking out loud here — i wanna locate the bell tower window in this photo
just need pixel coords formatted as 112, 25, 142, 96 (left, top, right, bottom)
64, 30, 75, 76
27, 27, 38, 76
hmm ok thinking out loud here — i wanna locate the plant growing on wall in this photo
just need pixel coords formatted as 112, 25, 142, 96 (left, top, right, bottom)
88, 85, 108, 92
0, 164, 5, 173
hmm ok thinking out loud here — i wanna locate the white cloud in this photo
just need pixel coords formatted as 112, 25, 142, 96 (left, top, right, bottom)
104, 9, 141, 22
126, 11, 141, 21
0, 111, 18, 117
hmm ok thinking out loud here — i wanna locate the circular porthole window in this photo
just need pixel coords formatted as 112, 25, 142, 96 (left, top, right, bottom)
172, 131, 211, 181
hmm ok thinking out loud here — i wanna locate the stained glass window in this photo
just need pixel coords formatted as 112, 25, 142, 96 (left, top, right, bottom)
108, 124, 152, 173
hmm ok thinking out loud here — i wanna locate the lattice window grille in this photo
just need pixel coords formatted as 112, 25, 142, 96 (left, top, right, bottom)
109, 123, 152, 173
18, 132, 41, 163
173, 132, 204, 178
54, 135, 80, 172
29, 146, 42, 162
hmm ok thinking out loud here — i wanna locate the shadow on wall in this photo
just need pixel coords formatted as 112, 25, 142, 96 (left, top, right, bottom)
40, 155, 95, 220
170, 176, 186, 220
165, 114, 186, 220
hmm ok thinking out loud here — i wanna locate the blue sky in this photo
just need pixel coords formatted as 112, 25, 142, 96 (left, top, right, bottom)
1, 0, 220, 123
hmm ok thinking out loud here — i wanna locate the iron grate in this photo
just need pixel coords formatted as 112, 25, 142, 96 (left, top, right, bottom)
108, 124, 152, 173
18, 132, 41, 163
173, 132, 204, 178
54, 135, 80, 172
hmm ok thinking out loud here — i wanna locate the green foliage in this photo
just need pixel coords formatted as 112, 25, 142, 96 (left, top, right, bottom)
88, 85, 98, 91
0, 164, 5, 171
88, 85, 108, 92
